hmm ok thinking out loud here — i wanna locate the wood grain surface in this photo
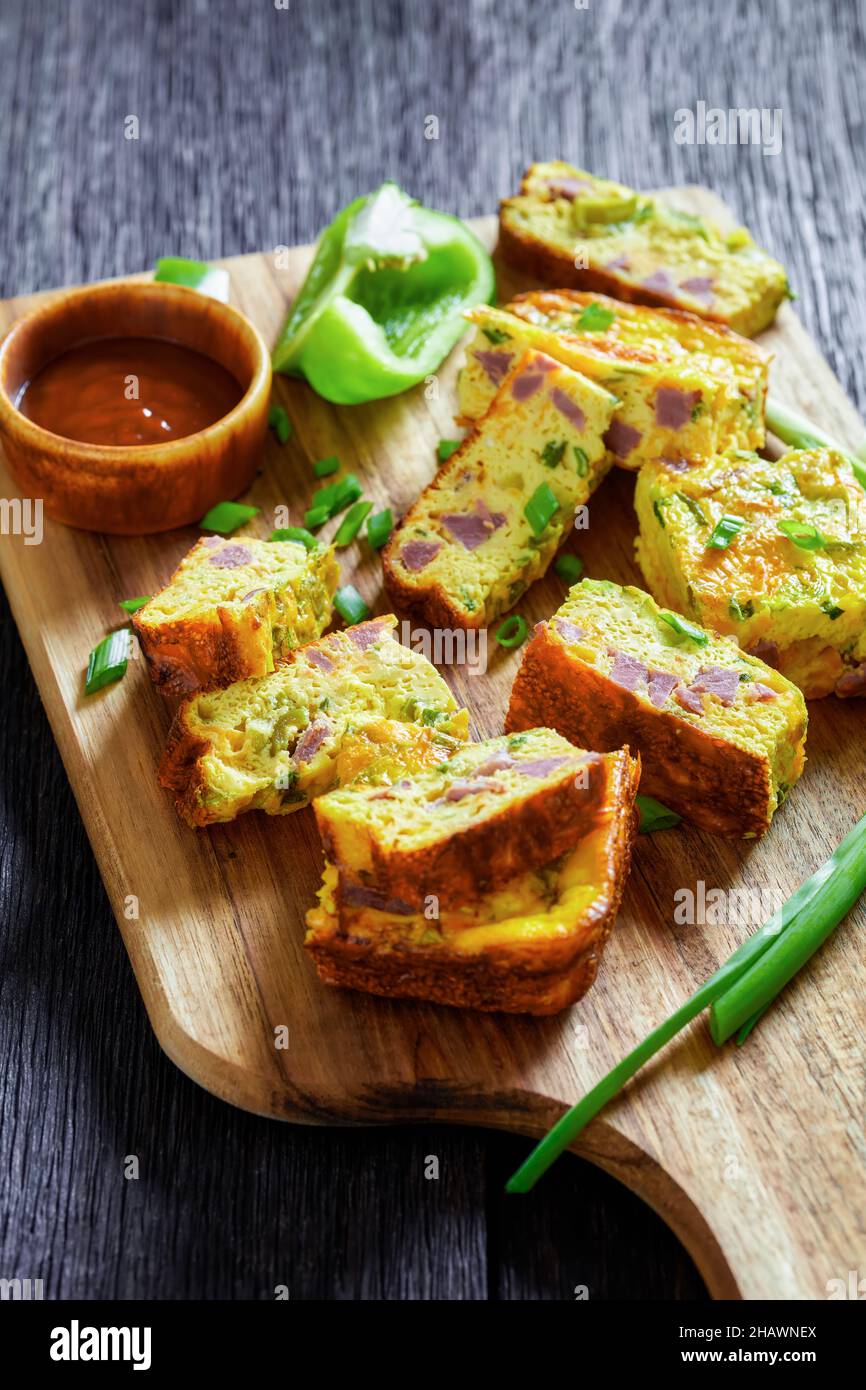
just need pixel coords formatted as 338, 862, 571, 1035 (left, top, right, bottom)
2, 0, 864, 1302
2, 186, 864, 1301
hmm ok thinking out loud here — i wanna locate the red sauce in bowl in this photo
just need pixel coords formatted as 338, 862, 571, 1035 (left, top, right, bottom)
17, 337, 244, 446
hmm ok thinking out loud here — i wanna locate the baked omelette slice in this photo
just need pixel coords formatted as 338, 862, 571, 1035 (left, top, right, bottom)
506, 579, 807, 839
498, 162, 789, 337
384, 348, 616, 628
458, 291, 769, 471
313, 729, 621, 911
134, 535, 339, 694
635, 447, 866, 698
159, 616, 469, 826
305, 744, 639, 1015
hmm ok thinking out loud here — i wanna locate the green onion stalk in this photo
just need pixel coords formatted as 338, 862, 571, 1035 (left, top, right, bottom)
709, 816, 866, 1044
766, 397, 866, 491
506, 812, 866, 1194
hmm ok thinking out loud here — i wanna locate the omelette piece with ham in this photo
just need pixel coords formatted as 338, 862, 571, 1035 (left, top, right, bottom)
457, 289, 769, 473
506, 578, 807, 840
635, 445, 866, 698
312, 727, 625, 913
159, 616, 469, 827
497, 162, 789, 337
384, 349, 616, 629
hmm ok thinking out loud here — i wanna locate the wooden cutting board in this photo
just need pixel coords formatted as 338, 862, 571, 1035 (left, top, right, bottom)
2, 190, 864, 1302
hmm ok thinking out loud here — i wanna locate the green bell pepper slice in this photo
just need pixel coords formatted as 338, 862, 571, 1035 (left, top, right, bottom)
272, 182, 495, 404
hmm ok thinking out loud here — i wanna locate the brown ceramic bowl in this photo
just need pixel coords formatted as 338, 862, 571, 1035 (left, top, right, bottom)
0, 280, 272, 534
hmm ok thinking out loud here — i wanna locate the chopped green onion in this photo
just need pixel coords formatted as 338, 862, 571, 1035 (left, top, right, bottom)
200, 500, 259, 534
572, 446, 589, 476
310, 472, 362, 521
304, 504, 332, 530
659, 610, 709, 646
505, 811, 866, 1193
269, 526, 318, 550
85, 630, 131, 695
669, 208, 709, 239
332, 475, 363, 513
777, 518, 826, 550
554, 554, 583, 584
706, 514, 746, 549
333, 584, 370, 626
154, 257, 230, 302
728, 596, 754, 622
309, 477, 341, 511
765, 397, 866, 491
524, 482, 559, 537
541, 440, 567, 469
333, 501, 373, 548
576, 302, 615, 332
495, 615, 528, 649
367, 508, 394, 550
309, 482, 338, 511
268, 404, 291, 444
437, 438, 461, 462
820, 599, 844, 620
118, 596, 150, 615
481, 326, 511, 345
636, 795, 682, 833
314, 454, 340, 478
677, 492, 708, 527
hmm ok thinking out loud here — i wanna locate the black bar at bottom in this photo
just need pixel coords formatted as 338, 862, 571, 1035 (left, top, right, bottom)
0, 1295, 858, 1374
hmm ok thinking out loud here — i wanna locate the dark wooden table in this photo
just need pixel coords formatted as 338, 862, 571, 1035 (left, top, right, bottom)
1, 0, 862, 1300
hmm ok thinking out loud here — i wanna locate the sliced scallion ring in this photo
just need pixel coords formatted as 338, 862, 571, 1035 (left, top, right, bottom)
524, 482, 559, 537
576, 302, 615, 332
495, 614, 528, 649
659, 610, 709, 646
200, 500, 259, 534
269, 527, 318, 550
437, 439, 461, 462
777, 518, 826, 550
636, 795, 682, 833
333, 584, 370, 626
310, 473, 362, 520
334, 501, 373, 548
85, 629, 131, 695
154, 256, 230, 302
313, 455, 340, 478
268, 404, 291, 444
305, 504, 331, 530
554, 554, 583, 584
366, 508, 393, 550
706, 514, 746, 549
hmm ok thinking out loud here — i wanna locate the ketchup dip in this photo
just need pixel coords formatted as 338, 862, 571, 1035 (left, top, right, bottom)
17, 336, 244, 446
